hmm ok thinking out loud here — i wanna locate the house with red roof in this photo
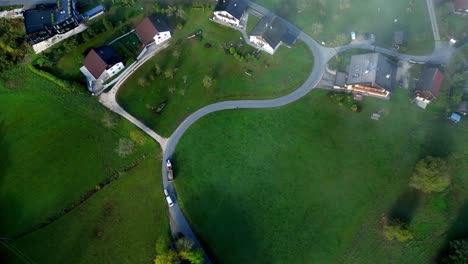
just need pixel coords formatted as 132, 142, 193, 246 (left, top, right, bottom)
414, 66, 444, 106
80, 46, 124, 93
453, 0, 468, 15
135, 15, 171, 46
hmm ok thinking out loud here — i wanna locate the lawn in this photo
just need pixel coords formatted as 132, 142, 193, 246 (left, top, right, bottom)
5, 153, 169, 264
254, 0, 434, 54
117, 7, 314, 137
173, 89, 468, 263
0, 66, 158, 239
436, 1, 468, 42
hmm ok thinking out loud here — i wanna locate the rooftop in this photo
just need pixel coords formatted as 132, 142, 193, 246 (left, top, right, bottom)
346, 53, 397, 92
214, 0, 248, 20
135, 15, 170, 45
83, 46, 123, 79
23, 0, 76, 34
454, 0, 468, 10
415, 66, 444, 96
250, 15, 298, 49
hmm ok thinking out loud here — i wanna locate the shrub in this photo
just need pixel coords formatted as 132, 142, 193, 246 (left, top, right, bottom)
115, 138, 135, 157
442, 239, 468, 264
130, 130, 147, 145
409, 156, 451, 193
383, 219, 413, 242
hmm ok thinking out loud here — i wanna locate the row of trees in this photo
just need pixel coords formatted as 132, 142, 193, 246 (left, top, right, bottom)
0, 18, 29, 73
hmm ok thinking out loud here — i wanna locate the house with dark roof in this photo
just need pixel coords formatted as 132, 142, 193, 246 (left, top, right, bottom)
135, 15, 171, 46
344, 53, 397, 98
23, 0, 83, 45
80, 46, 125, 93
414, 66, 444, 104
453, 0, 468, 15
249, 15, 298, 55
211, 0, 248, 28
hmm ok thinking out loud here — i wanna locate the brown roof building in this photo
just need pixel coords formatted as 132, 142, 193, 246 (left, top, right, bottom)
80, 46, 124, 94
414, 67, 444, 103
454, 0, 468, 14
135, 15, 171, 46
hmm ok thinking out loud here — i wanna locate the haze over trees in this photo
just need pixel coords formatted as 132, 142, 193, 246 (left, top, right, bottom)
409, 156, 451, 193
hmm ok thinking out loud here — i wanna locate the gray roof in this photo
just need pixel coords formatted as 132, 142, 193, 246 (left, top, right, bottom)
335, 72, 347, 86
393, 31, 406, 45
214, 0, 248, 20
250, 15, 297, 49
457, 101, 467, 113
346, 53, 397, 92
23, 0, 80, 34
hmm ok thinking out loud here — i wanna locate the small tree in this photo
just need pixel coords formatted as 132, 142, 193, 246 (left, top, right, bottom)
115, 138, 135, 157
383, 219, 413, 242
101, 112, 118, 128
155, 64, 162, 76
172, 49, 181, 60
130, 130, 147, 145
175, 8, 186, 21
443, 239, 468, 264
202, 75, 212, 88
179, 249, 203, 264
164, 68, 174, 79
409, 156, 451, 193
175, 237, 194, 251
155, 250, 181, 264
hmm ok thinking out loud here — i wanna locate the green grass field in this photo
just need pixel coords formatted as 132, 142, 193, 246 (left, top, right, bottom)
117, 7, 313, 137
173, 89, 468, 263
0, 66, 158, 238
255, 0, 434, 54
5, 153, 168, 264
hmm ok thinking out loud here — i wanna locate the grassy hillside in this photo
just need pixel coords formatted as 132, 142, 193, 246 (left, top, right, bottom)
173, 89, 468, 263
0, 66, 157, 237
7, 154, 168, 264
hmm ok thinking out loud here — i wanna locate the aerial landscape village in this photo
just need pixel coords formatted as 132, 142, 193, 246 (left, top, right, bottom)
0, 0, 467, 263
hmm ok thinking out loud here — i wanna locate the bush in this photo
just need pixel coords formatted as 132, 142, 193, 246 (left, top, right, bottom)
115, 138, 135, 157
442, 239, 468, 264
409, 156, 451, 193
27, 64, 73, 92
383, 219, 413, 242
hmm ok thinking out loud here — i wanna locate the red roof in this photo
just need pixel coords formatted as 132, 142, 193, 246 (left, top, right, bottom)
431, 68, 444, 97
454, 0, 468, 10
83, 49, 107, 79
135, 17, 159, 45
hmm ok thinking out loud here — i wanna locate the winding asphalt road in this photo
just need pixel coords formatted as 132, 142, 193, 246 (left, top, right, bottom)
97, 1, 466, 262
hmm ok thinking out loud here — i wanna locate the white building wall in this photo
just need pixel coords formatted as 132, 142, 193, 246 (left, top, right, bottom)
154, 31, 171, 45
106, 62, 125, 78
213, 11, 240, 27
249, 36, 275, 54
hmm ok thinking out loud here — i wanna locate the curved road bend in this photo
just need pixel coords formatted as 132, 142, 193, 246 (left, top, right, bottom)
162, 32, 325, 263
99, 42, 170, 149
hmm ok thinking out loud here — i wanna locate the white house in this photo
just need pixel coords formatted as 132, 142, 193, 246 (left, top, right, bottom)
249, 15, 298, 55
136, 15, 171, 46
80, 46, 124, 93
211, 0, 248, 28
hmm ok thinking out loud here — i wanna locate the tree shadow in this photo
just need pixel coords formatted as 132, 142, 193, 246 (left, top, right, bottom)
0, 120, 13, 236
419, 119, 453, 159
435, 200, 468, 262
388, 189, 421, 225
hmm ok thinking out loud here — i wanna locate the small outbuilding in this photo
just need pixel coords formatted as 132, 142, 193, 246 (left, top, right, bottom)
456, 101, 468, 116
393, 31, 407, 48
450, 112, 461, 123
414, 66, 444, 104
